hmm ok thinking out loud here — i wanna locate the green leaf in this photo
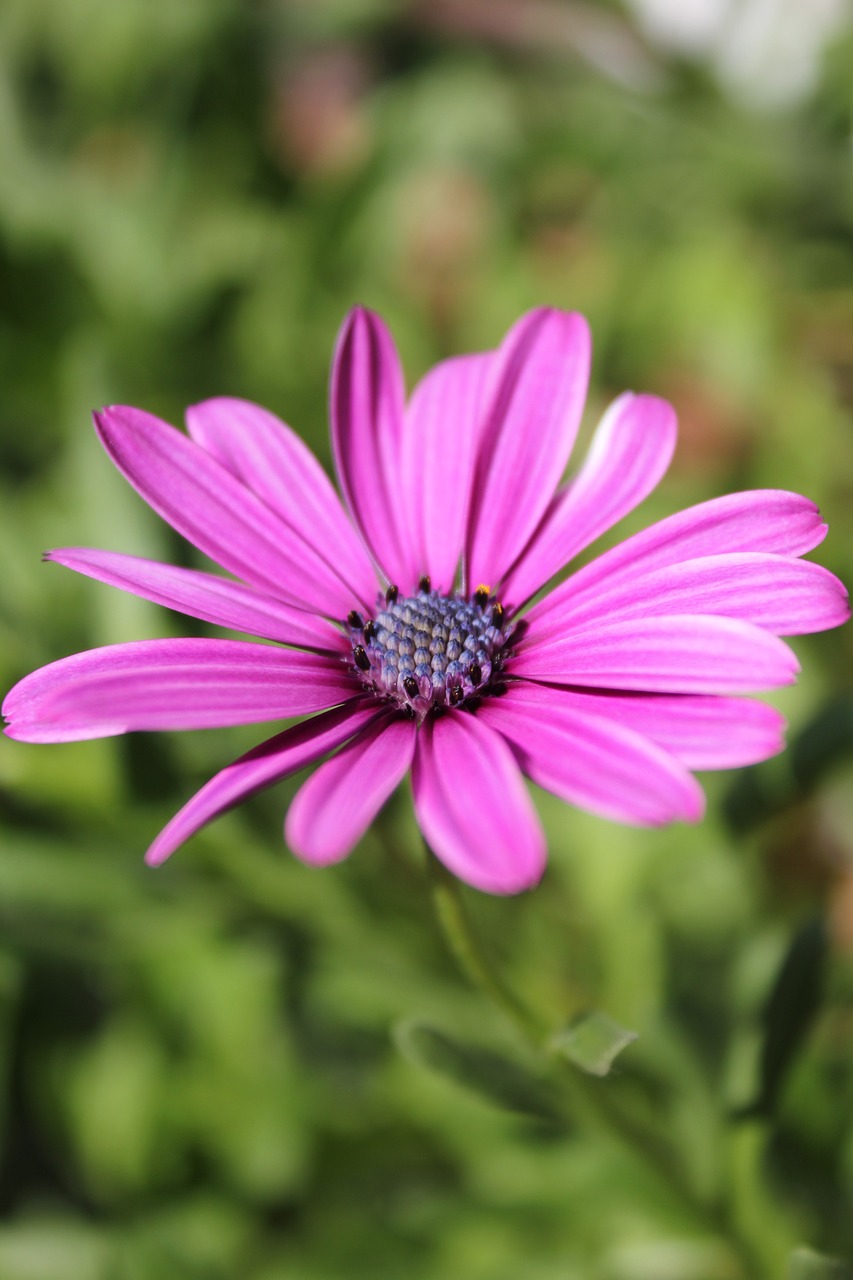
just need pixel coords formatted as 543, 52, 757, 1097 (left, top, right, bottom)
394, 1019, 562, 1122
736, 917, 827, 1120
788, 1246, 853, 1279
789, 697, 853, 790
548, 1011, 638, 1077
724, 697, 853, 834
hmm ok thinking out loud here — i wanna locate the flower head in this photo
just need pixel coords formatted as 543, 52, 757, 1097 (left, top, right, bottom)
3, 307, 849, 893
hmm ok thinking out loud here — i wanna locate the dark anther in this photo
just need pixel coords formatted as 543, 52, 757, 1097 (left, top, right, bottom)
469, 663, 482, 687
509, 619, 528, 645
418, 575, 431, 593
353, 645, 370, 672
363, 619, 376, 642
491, 602, 504, 627
473, 584, 490, 608
449, 685, 465, 706
386, 585, 399, 605
347, 610, 364, 631
403, 675, 419, 699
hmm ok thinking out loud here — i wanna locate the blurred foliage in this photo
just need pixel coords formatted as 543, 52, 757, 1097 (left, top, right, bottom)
1, 0, 853, 1276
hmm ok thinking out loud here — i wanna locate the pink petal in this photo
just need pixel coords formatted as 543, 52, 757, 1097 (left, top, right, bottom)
185, 397, 377, 605
478, 690, 705, 827
412, 713, 546, 895
500, 393, 677, 606
94, 406, 365, 618
466, 308, 591, 590
330, 307, 416, 589
512, 614, 800, 694
499, 680, 787, 771
529, 490, 828, 634
3, 639, 359, 742
146, 699, 381, 866
47, 548, 343, 650
402, 353, 492, 593
285, 712, 417, 865
543, 553, 849, 638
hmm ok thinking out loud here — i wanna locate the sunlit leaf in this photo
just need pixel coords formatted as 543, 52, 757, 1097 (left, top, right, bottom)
788, 1246, 853, 1279
548, 1011, 638, 1077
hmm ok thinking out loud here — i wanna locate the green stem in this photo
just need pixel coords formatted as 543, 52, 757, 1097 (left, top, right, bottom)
426, 847, 545, 1042
424, 843, 788, 1280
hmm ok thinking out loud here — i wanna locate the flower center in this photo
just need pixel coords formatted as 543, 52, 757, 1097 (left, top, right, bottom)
346, 578, 511, 715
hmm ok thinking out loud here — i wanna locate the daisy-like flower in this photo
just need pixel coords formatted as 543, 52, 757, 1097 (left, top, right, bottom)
3, 308, 849, 893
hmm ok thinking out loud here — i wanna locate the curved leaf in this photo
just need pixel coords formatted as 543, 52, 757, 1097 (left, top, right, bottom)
394, 1019, 562, 1122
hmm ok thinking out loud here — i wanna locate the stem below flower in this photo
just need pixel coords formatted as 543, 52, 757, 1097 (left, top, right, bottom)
424, 841, 793, 1280
425, 845, 546, 1043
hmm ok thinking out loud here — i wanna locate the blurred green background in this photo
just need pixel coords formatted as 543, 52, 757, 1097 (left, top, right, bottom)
2, 1, 853, 1277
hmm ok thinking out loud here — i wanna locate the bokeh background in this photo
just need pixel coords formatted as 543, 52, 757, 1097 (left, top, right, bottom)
2, 1, 853, 1277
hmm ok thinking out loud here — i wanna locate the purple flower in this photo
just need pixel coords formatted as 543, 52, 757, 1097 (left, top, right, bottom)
3, 308, 849, 893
